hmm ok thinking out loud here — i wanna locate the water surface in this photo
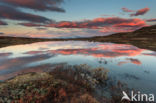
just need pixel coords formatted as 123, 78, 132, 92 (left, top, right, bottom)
0, 41, 156, 94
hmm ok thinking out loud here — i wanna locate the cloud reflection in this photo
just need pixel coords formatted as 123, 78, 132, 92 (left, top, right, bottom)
45, 44, 144, 58
118, 58, 141, 66
0, 41, 152, 82
0, 54, 53, 72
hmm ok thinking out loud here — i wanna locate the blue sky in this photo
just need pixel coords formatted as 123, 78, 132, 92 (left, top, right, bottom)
39, 0, 155, 21
0, 0, 155, 38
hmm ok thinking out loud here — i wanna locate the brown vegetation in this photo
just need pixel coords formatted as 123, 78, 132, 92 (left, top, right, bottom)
0, 64, 131, 103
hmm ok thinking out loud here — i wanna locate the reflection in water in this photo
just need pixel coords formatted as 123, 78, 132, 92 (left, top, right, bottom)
0, 54, 54, 72
121, 73, 140, 80
0, 63, 64, 81
0, 53, 12, 57
25, 43, 144, 58
118, 58, 141, 66
143, 52, 156, 56
0, 41, 156, 94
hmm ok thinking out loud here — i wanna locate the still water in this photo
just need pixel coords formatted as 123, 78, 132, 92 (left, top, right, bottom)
0, 41, 156, 94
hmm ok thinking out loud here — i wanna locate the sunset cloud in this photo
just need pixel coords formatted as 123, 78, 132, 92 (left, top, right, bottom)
0, 5, 52, 23
146, 18, 156, 22
0, 32, 5, 35
0, 0, 65, 12
0, 0, 65, 25
122, 7, 134, 12
36, 27, 47, 31
19, 17, 146, 33
130, 7, 150, 16
0, 0, 152, 38
19, 22, 44, 27
47, 17, 146, 33
0, 20, 8, 25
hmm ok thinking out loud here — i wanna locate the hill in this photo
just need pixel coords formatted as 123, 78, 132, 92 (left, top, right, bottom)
72, 25, 156, 51
0, 36, 60, 48
0, 25, 156, 51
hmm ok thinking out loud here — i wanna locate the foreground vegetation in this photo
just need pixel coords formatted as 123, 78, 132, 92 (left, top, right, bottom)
0, 64, 130, 103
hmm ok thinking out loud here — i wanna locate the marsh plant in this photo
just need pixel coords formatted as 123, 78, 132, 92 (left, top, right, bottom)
0, 64, 129, 103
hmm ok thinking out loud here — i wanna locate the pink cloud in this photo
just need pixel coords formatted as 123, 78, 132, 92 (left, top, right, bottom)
1, 0, 65, 12
122, 7, 135, 12
146, 18, 156, 22
130, 8, 150, 16
20, 17, 147, 33
0, 20, 8, 25
0, 5, 51, 23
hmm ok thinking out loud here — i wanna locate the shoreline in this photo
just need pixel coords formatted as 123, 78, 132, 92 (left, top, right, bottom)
0, 25, 156, 51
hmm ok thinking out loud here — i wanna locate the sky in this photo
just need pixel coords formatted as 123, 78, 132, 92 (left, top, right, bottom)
0, 0, 156, 38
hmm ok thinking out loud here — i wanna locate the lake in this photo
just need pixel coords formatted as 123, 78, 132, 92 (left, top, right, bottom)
0, 41, 156, 95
